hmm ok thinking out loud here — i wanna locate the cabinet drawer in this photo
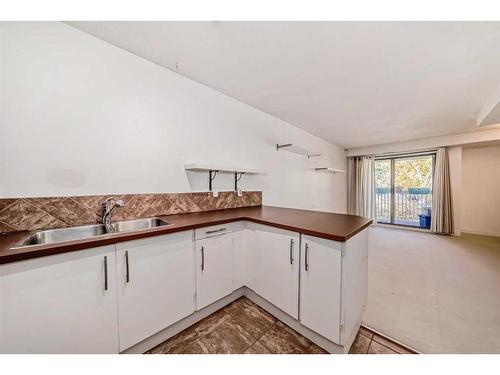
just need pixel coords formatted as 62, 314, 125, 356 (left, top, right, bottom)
194, 221, 245, 240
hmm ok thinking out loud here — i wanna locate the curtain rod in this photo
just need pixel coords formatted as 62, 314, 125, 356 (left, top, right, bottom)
348, 147, 439, 158
373, 149, 438, 158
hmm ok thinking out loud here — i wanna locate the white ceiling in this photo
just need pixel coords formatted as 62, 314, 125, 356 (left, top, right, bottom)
67, 21, 500, 148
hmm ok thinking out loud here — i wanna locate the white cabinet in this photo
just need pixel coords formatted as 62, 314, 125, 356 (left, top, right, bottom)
0, 246, 118, 353
116, 231, 195, 351
340, 229, 369, 344
195, 231, 234, 310
247, 224, 300, 318
0, 218, 368, 353
194, 222, 246, 310
299, 235, 342, 344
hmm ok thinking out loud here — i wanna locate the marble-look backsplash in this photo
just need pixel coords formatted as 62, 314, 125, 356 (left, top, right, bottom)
0, 191, 262, 233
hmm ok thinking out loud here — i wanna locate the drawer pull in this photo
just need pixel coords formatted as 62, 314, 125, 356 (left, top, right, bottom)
206, 228, 226, 234
125, 250, 130, 283
103, 256, 108, 291
305, 243, 309, 271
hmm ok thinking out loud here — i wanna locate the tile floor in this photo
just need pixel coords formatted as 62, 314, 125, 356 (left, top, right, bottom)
365, 227, 500, 353
146, 296, 415, 354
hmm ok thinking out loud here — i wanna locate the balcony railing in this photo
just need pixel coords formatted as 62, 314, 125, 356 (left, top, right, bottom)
375, 188, 432, 226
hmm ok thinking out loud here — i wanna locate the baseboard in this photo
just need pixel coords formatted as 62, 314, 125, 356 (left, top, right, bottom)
360, 323, 421, 354
372, 223, 432, 234
461, 230, 500, 238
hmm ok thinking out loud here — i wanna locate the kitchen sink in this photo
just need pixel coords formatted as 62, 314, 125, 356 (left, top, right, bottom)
11, 218, 172, 249
110, 217, 172, 232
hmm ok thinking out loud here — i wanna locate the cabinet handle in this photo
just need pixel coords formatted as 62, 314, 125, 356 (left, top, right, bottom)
103, 256, 108, 291
206, 228, 226, 234
201, 246, 205, 271
289, 238, 294, 264
125, 250, 130, 283
305, 243, 309, 271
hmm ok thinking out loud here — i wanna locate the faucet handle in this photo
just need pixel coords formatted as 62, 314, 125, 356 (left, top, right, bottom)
102, 197, 125, 207
102, 197, 114, 207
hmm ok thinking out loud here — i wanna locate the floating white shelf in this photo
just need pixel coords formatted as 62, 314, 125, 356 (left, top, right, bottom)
184, 163, 266, 174
315, 167, 345, 174
184, 163, 266, 192
276, 143, 321, 158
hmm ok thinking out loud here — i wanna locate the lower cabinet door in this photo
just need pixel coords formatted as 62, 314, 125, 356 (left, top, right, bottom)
195, 234, 234, 309
0, 246, 119, 353
248, 224, 300, 318
300, 235, 342, 344
116, 231, 195, 351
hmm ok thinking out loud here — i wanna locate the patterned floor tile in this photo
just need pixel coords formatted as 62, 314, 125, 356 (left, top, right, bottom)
199, 317, 256, 354
349, 333, 371, 354
259, 321, 313, 354
307, 342, 328, 354
244, 341, 271, 354
181, 338, 215, 354
147, 326, 199, 354
224, 298, 277, 340
367, 340, 398, 354
358, 326, 375, 339
194, 308, 232, 336
146, 298, 414, 355
372, 334, 415, 354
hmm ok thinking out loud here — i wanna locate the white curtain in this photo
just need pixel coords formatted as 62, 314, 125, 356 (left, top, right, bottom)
347, 156, 375, 219
431, 148, 454, 234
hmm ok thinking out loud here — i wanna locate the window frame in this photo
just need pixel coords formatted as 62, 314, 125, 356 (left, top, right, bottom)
374, 151, 436, 228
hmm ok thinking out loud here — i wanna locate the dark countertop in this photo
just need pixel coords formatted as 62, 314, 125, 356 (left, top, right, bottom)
0, 205, 372, 265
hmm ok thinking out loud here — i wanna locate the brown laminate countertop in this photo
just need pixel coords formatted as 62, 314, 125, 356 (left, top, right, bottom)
0, 206, 372, 265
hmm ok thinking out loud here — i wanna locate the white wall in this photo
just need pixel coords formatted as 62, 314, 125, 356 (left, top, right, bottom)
461, 145, 500, 237
0, 22, 346, 213
347, 127, 500, 157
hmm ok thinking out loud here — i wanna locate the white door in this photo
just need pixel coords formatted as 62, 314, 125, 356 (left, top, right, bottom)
248, 224, 299, 318
195, 233, 234, 309
116, 231, 195, 351
300, 235, 342, 344
0, 246, 118, 353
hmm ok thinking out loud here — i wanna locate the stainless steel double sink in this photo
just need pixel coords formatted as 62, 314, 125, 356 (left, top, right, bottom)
12, 218, 173, 249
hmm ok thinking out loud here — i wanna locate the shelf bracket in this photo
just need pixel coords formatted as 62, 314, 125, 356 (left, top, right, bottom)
276, 143, 292, 151
234, 172, 245, 191
307, 153, 322, 159
208, 170, 218, 192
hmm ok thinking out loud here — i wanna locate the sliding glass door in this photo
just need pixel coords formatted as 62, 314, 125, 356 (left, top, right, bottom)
375, 153, 434, 228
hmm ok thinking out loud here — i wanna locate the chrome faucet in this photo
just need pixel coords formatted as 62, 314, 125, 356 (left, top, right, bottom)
101, 197, 125, 232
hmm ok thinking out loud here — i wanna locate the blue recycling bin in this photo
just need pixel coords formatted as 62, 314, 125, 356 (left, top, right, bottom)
419, 214, 431, 229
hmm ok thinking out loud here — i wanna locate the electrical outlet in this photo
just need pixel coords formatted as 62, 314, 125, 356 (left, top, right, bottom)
212, 190, 219, 197
237, 188, 243, 197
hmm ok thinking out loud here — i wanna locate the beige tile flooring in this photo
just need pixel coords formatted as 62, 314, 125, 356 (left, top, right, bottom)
146, 297, 415, 354
365, 227, 500, 353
